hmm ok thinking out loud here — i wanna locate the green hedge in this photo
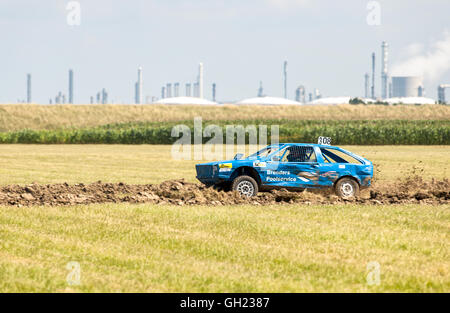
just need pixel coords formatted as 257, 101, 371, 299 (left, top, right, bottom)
0, 120, 448, 145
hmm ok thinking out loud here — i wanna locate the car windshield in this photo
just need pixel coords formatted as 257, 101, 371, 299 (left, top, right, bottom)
247, 145, 284, 159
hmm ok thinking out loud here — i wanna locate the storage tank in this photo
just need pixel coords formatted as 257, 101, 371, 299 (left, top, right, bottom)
391, 76, 422, 97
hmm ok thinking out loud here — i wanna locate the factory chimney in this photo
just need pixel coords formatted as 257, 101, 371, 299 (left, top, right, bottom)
101, 88, 108, 104
193, 82, 199, 97
283, 61, 287, 98
174, 83, 180, 97
257, 81, 264, 97
198, 62, 204, 99
137, 67, 143, 104
68, 69, 74, 104
134, 82, 139, 103
186, 83, 191, 97
166, 83, 172, 98
26, 73, 31, 103
212, 83, 216, 102
371, 52, 376, 99
364, 73, 370, 98
381, 41, 388, 99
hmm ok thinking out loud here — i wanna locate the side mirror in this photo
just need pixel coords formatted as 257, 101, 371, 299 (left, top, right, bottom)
234, 153, 244, 160
272, 156, 280, 162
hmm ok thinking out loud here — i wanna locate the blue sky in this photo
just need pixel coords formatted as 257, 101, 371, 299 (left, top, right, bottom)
0, 0, 449, 103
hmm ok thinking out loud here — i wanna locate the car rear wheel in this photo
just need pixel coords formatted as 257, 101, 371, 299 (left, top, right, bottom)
335, 177, 359, 199
232, 175, 258, 197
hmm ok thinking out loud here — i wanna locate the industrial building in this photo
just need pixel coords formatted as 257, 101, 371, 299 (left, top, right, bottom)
159, 62, 204, 101
385, 97, 435, 105
438, 84, 450, 103
295, 85, 305, 103
391, 76, 423, 97
236, 96, 301, 105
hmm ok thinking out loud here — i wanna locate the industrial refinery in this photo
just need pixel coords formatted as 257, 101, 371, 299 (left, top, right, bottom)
15, 41, 449, 106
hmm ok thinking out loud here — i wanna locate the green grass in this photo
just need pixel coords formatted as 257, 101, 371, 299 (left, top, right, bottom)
0, 145, 448, 185
0, 144, 448, 292
0, 203, 448, 292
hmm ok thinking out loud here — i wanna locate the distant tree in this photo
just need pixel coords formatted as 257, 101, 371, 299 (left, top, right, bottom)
349, 97, 365, 105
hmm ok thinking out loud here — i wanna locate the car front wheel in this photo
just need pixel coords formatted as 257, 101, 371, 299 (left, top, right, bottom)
335, 177, 360, 199
232, 175, 258, 197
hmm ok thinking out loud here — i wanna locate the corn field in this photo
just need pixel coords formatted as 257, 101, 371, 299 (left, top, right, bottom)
0, 120, 448, 145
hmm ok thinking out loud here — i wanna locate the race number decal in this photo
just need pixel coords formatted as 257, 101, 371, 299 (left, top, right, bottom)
318, 136, 331, 145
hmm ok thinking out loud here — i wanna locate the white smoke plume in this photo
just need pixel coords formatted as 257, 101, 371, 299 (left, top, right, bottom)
391, 31, 450, 82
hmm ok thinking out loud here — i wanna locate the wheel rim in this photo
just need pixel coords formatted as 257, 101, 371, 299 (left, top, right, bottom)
236, 180, 254, 197
340, 182, 354, 197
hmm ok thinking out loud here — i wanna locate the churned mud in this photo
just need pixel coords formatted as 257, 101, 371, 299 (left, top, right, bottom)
0, 176, 448, 206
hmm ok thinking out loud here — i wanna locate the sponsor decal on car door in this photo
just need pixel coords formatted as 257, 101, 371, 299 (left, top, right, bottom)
263, 145, 320, 187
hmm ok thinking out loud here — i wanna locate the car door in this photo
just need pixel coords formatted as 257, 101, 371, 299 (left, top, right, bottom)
264, 145, 320, 187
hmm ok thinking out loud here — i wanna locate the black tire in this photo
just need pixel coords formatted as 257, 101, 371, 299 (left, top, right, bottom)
232, 175, 258, 197
335, 177, 360, 199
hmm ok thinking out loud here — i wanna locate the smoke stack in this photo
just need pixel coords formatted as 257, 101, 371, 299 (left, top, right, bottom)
283, 61, 287, 98
68, 69, 74, 104
371, 52, 376, 99
166, 83, 172, 98
135, 82, 139, 103
174, 82, 180, 97
418, 85, 424, 97
185, 83, 191, 97
137, 67, 143, 104
258, 81, 264, 97
212, 83, 216, 102
26, 73, 31, 103
381, 41, 388, 99
364, 73, 370, 98
193, 82, 199, 97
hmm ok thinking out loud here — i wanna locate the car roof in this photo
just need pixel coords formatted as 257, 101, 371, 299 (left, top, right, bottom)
277, 143, 339, 149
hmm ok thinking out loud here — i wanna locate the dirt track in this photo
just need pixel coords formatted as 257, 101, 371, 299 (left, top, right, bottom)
0, 176, 448, 206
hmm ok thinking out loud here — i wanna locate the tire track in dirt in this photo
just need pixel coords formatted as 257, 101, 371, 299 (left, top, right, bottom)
0, 176, 448, 206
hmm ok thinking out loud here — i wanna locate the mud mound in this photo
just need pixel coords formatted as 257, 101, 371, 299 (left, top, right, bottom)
0, 177, 448, 207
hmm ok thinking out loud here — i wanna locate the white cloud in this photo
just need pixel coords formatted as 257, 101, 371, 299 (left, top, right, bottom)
392, 31, 450, 82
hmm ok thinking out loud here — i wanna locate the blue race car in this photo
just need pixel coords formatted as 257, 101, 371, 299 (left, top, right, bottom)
196, 143, 373, 198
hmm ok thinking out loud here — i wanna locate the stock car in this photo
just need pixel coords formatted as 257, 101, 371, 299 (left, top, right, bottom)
195, 143, 373, 198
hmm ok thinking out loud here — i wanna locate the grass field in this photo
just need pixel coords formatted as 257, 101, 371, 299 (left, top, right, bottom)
0, 144, 448, 292
0, 145, 448, 185
1, 104, 449, 131
0, 203, 448, 292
